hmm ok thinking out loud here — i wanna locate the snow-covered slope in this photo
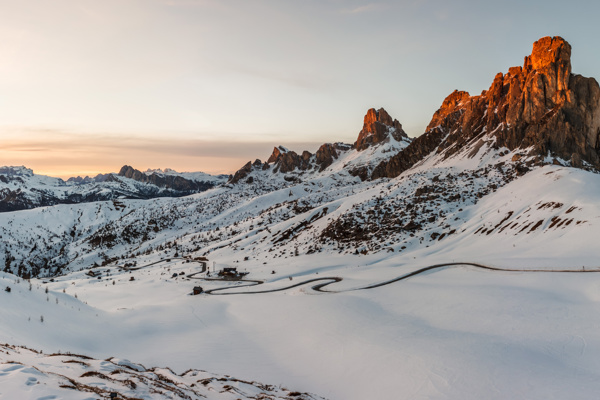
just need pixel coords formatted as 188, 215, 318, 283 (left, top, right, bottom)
0, 271, 325, 400
3, 134, 600, 399
4, 205, 600, 400
1, 133, 598, 278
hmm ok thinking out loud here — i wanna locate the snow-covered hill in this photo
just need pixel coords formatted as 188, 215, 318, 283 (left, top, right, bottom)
0, 271, 326, 400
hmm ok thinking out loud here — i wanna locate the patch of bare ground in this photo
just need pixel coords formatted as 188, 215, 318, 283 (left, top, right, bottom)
537, 202, 563, 210
548, 216, 562, 229
528, 220, 544, 233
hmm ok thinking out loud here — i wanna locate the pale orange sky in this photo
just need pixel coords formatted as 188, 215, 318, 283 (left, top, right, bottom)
0, 128, 322, 178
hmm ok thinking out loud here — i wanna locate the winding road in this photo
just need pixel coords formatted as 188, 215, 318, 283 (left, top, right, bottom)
187, 262, 600, 296
119, 257, 199, 271
115, 257, 600, 296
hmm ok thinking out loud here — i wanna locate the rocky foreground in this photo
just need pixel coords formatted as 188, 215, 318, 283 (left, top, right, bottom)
0, 343, 326, 400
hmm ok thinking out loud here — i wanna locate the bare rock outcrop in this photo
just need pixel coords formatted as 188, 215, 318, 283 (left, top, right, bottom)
267, 146, 287, 164
228, 160, 264, 184
266, 146, 313, 173
230, 146, 316, 183
355, 108, 407, 151
373, 36, 600, 179
315, 142, 351, 171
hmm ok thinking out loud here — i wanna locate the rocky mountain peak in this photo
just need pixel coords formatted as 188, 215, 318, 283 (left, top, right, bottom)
373, 36, 600, 179
262, 146, 310, 174
267, 146, 290, 164
0, 166, 34, 178
527, 36, 571, 75
229, 106, 411, 184
426, 90, 471, 132
119, 165, 143, 181
355, 107, 407, 151
518, 36, 573, 115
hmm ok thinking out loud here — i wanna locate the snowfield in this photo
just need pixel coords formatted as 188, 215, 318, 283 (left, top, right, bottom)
3, 254, 600, 399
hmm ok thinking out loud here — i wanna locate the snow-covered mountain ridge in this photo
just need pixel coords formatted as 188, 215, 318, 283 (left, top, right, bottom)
0, 165, 228, 213
229, 106, 410, 184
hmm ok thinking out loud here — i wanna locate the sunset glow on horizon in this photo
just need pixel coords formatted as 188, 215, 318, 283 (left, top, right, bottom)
0, 128, 324, 178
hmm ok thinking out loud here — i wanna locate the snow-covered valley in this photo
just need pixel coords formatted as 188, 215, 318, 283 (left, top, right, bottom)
4, 243, 600, 399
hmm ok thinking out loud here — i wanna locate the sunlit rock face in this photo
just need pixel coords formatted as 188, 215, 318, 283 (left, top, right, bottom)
354, 107, 407, 151
372, 36, 600, 179
267, 146, 288, 164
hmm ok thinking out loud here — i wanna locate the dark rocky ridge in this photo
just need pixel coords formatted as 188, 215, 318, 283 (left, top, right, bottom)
66, 173, 111, 184
118, 165, 218, 193
315, 142, 352, 171
373, 36, 600, 179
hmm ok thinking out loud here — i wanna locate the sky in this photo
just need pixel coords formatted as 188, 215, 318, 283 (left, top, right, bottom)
1, 0, 599, 178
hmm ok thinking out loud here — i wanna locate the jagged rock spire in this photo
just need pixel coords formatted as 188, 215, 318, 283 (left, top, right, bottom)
354, 107, 407, 151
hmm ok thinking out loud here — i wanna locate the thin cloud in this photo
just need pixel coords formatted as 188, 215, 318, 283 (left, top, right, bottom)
162, 0, 208, 5
2, 131, 319, 159
161, 0, 226, 8
213, 60, 335, 91
341, 3, 388, 14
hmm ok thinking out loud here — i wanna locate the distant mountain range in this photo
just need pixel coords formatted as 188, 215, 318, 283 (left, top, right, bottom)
0, 165, 229, 212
